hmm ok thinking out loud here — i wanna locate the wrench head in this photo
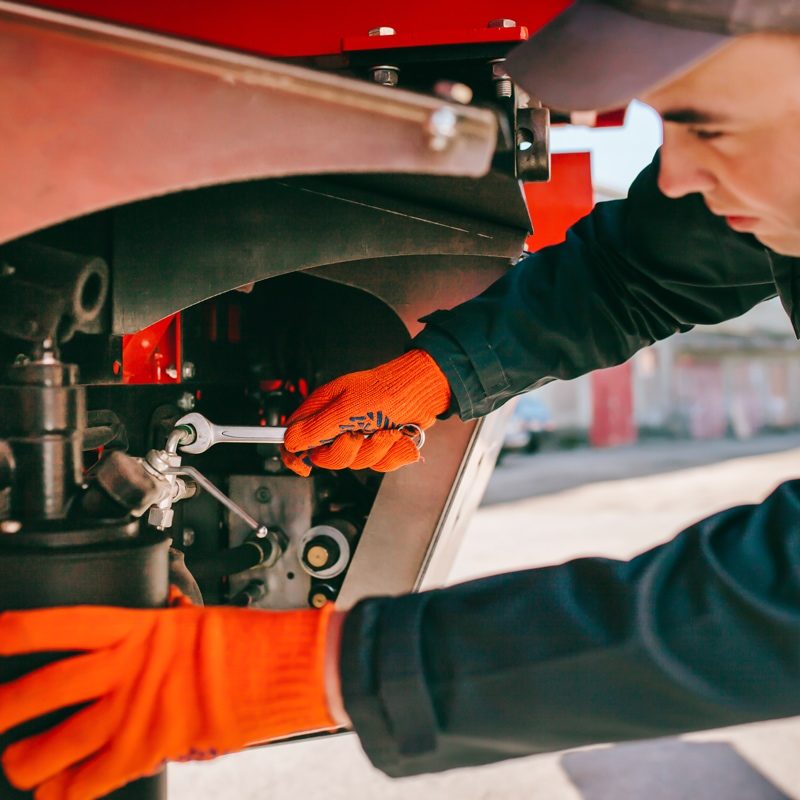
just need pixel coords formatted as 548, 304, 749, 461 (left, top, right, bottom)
175, 412, 215, 454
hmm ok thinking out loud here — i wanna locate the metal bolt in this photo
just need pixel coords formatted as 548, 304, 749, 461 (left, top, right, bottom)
0, 520, 21, 535
0, 263, 15, 278
177, 392, 196, 412
148, 506, 174, 530
488, 18, 517, 28
368, 26, 398, 85
182, 527, 196, 547
425, 107, 458, 152
433, 80, 473, 105
181, 361, 196, 380
264, 455, 283, 474
489, 58, 513, 99
370, 65, 399, 87
310, 592, 329, 609
254, 486, 272, 504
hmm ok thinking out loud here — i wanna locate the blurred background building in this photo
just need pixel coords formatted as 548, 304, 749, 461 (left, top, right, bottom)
507, 102, 800, 452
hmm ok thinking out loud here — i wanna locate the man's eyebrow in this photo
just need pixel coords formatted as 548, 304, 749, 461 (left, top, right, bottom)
660, 108, 729, 125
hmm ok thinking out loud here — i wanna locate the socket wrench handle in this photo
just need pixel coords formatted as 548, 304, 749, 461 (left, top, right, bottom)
175, 413, 286, 455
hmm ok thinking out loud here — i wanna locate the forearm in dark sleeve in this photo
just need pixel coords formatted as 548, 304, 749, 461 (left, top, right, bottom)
414, 153, 777, 420
340, 479, 800, 777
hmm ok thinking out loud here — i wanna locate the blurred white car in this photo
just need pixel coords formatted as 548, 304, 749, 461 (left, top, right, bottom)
501, 394, 555, 455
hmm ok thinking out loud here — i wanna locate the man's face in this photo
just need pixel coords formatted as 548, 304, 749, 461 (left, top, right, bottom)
641, 34, 800, 255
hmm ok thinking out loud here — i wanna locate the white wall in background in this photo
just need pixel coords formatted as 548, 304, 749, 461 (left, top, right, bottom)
550, 100, 663, 198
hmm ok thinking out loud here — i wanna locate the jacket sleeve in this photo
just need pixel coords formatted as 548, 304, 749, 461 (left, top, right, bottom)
414, 153, 779, 420
340, 479, 800, 777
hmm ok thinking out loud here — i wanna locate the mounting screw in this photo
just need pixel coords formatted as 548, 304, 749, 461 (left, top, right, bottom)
177, 392, 195, 412
181, 361, 196, 380
489, 58, 513, 99
425, 107, 458, 152
368, 26, 395, 36
254, 486, 272, 504
182, 527, 196, 547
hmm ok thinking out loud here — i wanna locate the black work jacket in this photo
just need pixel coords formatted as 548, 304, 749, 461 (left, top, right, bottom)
339, 154, 800, 777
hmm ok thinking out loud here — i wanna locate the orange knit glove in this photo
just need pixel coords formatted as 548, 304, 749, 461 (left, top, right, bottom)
0, 598, 335, 800
282, 349, 451, 476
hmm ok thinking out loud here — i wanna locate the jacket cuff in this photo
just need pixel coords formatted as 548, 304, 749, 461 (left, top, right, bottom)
339, 596, 439, 777
412, 313, 509, 421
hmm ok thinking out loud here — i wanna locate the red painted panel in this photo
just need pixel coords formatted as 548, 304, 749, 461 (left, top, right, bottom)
590, 363, 636, 448
342, 25, 529, 53
122, 314, 182, 385
27, 1, 573, 57
523, 151, 594, 251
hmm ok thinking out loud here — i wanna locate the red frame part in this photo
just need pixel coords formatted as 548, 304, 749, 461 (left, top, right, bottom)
122, 314, 182, 385
523, 151, 594, 251
27, 1, 573, 57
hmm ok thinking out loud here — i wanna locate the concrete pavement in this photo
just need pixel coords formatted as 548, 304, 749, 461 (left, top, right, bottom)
170, 438, 800, 799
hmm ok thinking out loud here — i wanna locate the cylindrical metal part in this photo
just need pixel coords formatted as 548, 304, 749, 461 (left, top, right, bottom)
230, 579, 267, 607
308, 583, 338, 609
296, 519, 358, 580
0, 361, 85, 520
0, 527, 170, 799
0, 241, 109, 343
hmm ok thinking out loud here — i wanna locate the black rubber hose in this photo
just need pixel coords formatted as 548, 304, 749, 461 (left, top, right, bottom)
83, 409, 128, 452
186, 540, 272, 584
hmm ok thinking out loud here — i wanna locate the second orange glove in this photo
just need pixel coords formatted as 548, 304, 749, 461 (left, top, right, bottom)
281, 349, 452, 476
0, 597, 335, 800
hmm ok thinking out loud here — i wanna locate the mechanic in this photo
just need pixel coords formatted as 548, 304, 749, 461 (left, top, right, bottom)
2, 1, 800, 798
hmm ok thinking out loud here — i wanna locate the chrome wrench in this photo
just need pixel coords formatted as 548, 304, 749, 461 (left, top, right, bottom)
173, 412, 286, 455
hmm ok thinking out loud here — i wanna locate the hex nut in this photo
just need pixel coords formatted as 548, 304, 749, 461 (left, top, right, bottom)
177, 392, 196, 411
490, 59, 510, 80
148, 506, 174, 530
371, 66, 399, 87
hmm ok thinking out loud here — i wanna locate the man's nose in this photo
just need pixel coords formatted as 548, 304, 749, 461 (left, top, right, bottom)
657, 131, 717, 199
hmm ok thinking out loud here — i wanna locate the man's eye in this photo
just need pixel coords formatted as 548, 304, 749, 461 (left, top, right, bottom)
690, 128, 724, 141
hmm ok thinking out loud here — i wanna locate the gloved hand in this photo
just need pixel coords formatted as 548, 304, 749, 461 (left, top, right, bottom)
282, 349, 451, 476
0, 592, 335, 800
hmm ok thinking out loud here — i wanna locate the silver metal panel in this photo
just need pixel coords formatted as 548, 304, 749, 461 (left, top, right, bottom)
227, 475, 315, 609
0, 0, 497, 245
320, 255, 516, 607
